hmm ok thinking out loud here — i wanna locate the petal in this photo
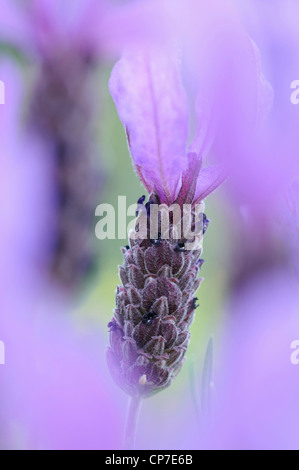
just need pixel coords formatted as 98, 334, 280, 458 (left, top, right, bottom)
175, 152, 202, 206
109, 47, 189, 204
194, 165, 226, 203
188, 95, 215, 159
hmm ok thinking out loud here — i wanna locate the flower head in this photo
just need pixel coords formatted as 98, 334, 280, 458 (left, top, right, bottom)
107, 42, 224, 397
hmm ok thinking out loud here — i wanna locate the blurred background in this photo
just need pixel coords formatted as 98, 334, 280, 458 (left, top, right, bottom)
1, 0, 299, 450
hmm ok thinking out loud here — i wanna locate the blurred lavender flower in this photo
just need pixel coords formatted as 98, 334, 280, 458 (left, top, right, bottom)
0, 293, 123, 450
29, 51, 101, 289
197, 270, 299, 450
0, 0, 110, 289
227, 1, 299, 205
213, 0, 299, 290
181, 0, 274, 212
0, 0, 166, 290
0, 61, 122, 450
0, 60, 52, 288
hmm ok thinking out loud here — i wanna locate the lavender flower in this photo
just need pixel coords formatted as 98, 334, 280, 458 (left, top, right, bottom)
0, 0, 164, 290
106, 48, 224, 399
0, 1, 106, 289
28, 48, 101, 289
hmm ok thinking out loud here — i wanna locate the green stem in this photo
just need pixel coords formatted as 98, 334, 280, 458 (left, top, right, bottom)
124, 395, 142, 450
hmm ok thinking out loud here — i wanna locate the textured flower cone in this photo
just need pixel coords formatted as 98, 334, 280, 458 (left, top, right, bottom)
107, 195, 207, 398
29, 49, 102, 289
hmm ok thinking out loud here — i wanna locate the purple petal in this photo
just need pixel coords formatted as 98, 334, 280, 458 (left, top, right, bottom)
194, 165, 226, 203
188, 95, 215, 158
175, 153, 203, 206
109, 48, 189, 204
